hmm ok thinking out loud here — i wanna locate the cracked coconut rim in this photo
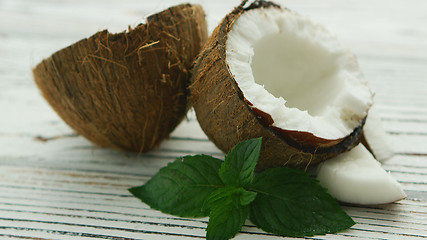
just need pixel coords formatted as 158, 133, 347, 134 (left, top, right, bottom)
226, 7, 373, 140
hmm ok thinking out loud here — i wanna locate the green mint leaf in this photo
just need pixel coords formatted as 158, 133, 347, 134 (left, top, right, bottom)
129, 155, 224, 218
249, 167, 355, 237
240, 189, 258, 206
219, 137, 262, 187
203, 187, 257, 211
204, 187, 252, 240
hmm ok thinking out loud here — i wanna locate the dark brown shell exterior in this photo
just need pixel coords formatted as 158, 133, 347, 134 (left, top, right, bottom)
190, 0, 364, 171
33, 4, 208, 152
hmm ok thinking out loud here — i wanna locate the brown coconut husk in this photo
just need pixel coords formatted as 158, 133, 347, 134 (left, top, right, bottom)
190, 0, 364, 171
33, 4, 207, 153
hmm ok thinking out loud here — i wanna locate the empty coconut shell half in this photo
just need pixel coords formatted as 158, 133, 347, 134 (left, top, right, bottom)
33, 4, 207, 152
190, 0, 373, 170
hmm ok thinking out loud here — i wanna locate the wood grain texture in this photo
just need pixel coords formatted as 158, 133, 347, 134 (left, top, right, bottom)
1, 0, 426, 239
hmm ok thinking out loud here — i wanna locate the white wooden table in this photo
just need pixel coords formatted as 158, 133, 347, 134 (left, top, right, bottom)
1, 0, 426, 239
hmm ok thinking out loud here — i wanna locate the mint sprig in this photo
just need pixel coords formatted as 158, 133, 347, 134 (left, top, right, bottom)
130, 138, 355, 239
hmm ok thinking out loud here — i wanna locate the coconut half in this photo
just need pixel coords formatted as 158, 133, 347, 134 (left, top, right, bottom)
316, 144, 406, 205
190, 1, 373, 170
33, 4, 207, 152
361, 105, 394, 162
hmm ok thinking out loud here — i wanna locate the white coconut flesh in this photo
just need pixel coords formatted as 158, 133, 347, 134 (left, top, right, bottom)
316, 144, 406, 205
226, 7, 373, 140
363, 105, 394, 162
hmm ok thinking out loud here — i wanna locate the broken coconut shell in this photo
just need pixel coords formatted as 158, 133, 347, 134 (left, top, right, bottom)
33, 4, 207, 152
190, 0, 372, 171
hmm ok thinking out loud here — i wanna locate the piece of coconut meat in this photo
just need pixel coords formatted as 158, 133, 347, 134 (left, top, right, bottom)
362, 105, 394, 162
316, 144, 406, 205
226, 7, 373, 140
